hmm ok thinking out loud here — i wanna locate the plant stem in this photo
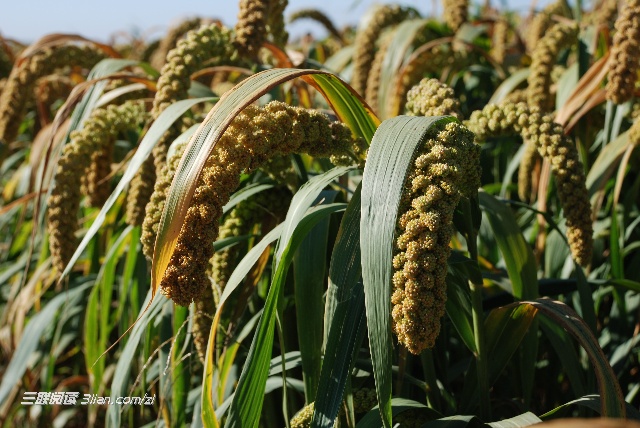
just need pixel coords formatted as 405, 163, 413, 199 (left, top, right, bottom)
467, 225, 491, 420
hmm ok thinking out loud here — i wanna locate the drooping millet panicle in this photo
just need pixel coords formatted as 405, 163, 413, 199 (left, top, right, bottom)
155, 102, 360, 306
48, 101, 147, 272
492, 18, 509, 64
389, 45, 469, 118
392, 120, 480, 355
192, 296, 215, 363
466, 102, 593, 266
606, 0, 640, 104
526, 1, 569, 52
266, 0, 289, 47
141, 142, 187, 261
0, 45, 105, 154
35, 75, 72, 108
82, 140, 115, 207
365, 35, 391, 113
629, 117, 640, 144
517, 140, 541, 202
405, 78, 462, 118
502, 88, 528, 103
125, 24, 234, 226
140, 39, 161, 63
291, 403, 314, 428
527, 22, 579, 110
201, 187, 291, 357
443, 0, 469, 32
288, 9, 343, 41
351, 4, 410, 96
234, 0, 270, 58
150, 17, 203, 70
596, 0, 619, 28
353, 388, 378, 413
260, 155, 299, 190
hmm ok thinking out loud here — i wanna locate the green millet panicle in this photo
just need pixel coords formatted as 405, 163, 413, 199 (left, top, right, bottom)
443, 0, 469, 32
351, 4, 409, 96
353, 388, 377, 413
392, 120, 480, 355
289, 9, 343, 41
466, 102, 593, 265
267, 0, 289, 47
157, 101, 360, 306
0, 44, 105, 154
48, 101, 147, 273
606, 0, 640, 104
527, 1, 569, 51
405, 78, 462, 118
125, 24, 233, 226
234, 0, 270, 58
527, 22, 579, 110
365, 35, 391, 113
150, 17, 203, 70
291, 403, 314, 428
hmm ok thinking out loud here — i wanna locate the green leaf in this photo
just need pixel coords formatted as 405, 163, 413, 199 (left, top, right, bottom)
487, 412, 542, 427
294, 190, 338, 402
520, 298, 626, 418
313, 185, 366, 428
0, 278, 93, 405
478, 192, 537, 300
152, 68, 378, 307
223, 167, 350, 428
59, 97, 215, 281
360, 115, 456, 428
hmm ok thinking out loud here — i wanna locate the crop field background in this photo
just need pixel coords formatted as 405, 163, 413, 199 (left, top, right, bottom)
0, 0, 639, 427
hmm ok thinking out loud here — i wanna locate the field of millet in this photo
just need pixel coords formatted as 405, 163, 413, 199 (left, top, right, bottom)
0, 0, 639, 426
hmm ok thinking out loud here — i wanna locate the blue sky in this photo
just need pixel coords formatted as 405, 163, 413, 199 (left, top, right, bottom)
0, 0, 552, 44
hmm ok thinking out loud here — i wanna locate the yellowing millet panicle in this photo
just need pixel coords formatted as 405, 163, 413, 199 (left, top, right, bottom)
526, 1, 569, 52
405, 78, 462, 118
443, 0, 469, 32
150, 17, 203, 70
606, 0, 640, 104
290, 403, 314, 428
267, 0, 289, 47
392, 120, 481, 355
365, 35, 391, 113
492, 18, 509, 64
527, 21, 579, 110
389, 45, 469, 118
0, 44, 105, 156
125, 23, 234, 226
48, 101, 147, 273
234, 0, 270, 58
351, 4, 409, 96
466, 102, 593, 266
155, 101, 360, 306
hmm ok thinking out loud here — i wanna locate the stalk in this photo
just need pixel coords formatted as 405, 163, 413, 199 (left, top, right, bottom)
468, 233, 490, 419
